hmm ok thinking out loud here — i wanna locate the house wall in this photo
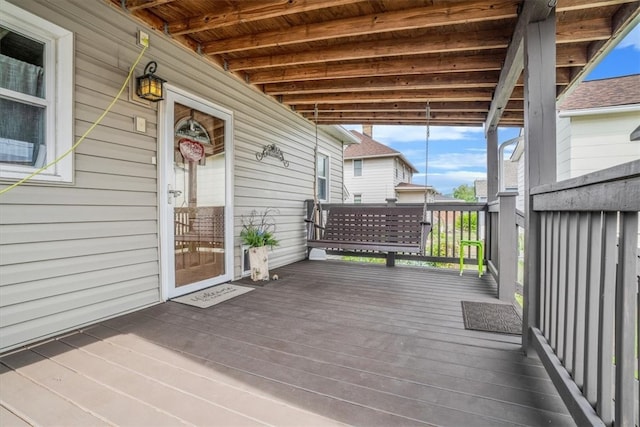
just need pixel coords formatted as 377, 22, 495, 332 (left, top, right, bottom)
556, 115, 572, 180
344, 157, 396, 203
561, 110, 640, 179
516, 157, 525, 212
393, 158, 413, 187
0, 0, 345, 352
397, 192, 425, 203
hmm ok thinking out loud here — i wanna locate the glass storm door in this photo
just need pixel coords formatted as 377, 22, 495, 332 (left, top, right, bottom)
163, 88, 233, 298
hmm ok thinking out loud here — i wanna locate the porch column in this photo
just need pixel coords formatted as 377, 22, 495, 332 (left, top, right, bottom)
497, 191, 517, 303
523, 11, 557, 351
486, 129, 499, 203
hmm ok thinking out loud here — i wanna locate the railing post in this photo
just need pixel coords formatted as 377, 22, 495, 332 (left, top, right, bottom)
497, 192, 518, 303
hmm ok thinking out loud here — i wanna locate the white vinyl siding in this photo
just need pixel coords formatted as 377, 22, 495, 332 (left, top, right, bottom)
563, 111, 640, 179
556, 115, 572, 181
516, 157, 525, 212
0, 0, 346, 352
344, 156, 397, 203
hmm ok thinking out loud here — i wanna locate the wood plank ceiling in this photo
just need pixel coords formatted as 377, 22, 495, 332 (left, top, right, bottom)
111, 0, 640, 127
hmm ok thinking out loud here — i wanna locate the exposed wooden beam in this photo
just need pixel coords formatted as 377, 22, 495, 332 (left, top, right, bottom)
249, 52, 505, 84
168, 0, 364, 36
556, 0, 638, 13
249, 45, 582, 84
556, 17, 612, 43
266, 68, 569, 96
282, 88, 513, 104
309, 117, 523, 127
227, 28, 511, 71
292, 100, 524, 113
203, 0, 519, 54
125, 0, 177, 11
304, 111, 523, 121
485, 0, 555, 134
264, 71, 500, 95
226, 19, 604, 72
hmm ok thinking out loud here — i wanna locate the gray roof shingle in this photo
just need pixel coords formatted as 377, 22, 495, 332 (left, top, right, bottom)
559, 74, 640, 111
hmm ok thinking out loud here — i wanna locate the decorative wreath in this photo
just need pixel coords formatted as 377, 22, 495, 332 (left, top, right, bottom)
178, 138, 205, 162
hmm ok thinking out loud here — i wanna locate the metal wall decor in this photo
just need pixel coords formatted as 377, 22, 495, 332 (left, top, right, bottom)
256, 143, 289, 167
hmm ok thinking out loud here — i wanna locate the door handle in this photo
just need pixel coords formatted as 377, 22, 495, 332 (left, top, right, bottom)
168, 186, 182, 204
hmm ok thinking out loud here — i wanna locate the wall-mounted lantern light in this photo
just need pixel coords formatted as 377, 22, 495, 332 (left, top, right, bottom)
136, 61, 166, 102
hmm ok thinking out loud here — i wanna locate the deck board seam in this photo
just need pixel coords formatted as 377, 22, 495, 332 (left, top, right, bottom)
129, 308, 563, 399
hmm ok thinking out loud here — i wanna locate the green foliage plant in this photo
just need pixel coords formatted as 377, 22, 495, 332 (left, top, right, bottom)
452, 183, 477, 202
240, 208, 279, 248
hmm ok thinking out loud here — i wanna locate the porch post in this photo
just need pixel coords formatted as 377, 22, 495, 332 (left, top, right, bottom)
486, 129, 499, 203
522, 10, 557, 352
497, 191, 517, 303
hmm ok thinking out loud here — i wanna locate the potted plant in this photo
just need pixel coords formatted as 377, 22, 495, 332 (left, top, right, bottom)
240, 208, 278, 281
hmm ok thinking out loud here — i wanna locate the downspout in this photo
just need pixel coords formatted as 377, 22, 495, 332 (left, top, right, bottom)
498, 135, 522, 192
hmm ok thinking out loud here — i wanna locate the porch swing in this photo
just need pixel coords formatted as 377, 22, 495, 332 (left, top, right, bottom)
305, 105, 433, 266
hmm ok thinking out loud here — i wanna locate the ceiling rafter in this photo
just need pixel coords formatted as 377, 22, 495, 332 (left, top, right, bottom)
167, 0, 365, 36
203, 0, 519, 55
125, 0, 177, 12
280, 88, 523, 105
106, 0, 639, 127
263, 71, 502, 95
248, 52, 506, 85
292, 100, 524, 113
226, 28, 512, 71
249, 44, 585, 85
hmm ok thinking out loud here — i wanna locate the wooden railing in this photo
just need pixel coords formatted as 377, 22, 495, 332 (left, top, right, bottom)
485, 192, 520, 302
305, 200, 487, 266
526, 160, 639, 427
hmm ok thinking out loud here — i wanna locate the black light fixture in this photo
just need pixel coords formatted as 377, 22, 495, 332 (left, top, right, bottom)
136, 61, 166, 102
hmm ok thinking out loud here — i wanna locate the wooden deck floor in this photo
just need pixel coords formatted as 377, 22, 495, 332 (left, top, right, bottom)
0, 260, 574, 426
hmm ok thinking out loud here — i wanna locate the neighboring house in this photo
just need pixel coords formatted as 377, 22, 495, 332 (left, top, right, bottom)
0, 0, 357, 352
474, 180, 488, 203
510, 74, 640, 211
395, 182, 437, 204
474, 160, 518, 203
344, 128, 432, 203
556, 74, 640, 180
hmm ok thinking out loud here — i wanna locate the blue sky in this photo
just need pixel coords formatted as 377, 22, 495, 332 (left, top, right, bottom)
342, 23, 640, 195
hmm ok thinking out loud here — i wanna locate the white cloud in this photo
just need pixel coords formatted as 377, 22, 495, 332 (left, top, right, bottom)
420, 170, 486, 194
372, 125, 483, 143
428, 152, 487, 170
616, 23, 640, 51
341, 124, 484, 143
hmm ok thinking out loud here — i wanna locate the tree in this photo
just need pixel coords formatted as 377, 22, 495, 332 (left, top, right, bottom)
452, 184, 476, 202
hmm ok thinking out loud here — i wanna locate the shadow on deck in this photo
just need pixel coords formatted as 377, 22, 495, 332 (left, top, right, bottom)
0, 260, 574, 426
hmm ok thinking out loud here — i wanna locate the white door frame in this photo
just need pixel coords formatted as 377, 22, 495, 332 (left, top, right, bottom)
159, 84, 234, 300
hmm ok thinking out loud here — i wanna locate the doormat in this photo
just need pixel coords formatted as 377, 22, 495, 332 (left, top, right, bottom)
461, 301, 522, 335
172, 284, 254, 308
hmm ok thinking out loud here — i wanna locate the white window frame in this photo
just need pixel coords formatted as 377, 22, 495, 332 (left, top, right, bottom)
353, 193, 362, 204
353, 158, 362, 177
316, 151, 330, 203
0, 0, 74, 183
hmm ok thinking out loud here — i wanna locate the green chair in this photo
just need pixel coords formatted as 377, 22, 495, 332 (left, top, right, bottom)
459, 239, 484, 277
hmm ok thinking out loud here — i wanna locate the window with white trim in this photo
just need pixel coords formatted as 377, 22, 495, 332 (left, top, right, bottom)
353, 193, 362, 204
317, 152, 329, 202
353, 159, 362, 177
0, 1, 74, 182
